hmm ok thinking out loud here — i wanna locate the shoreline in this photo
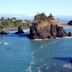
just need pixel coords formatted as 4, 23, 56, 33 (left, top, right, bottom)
3, 27, 29, 31
62, 24, 72, 29
34, 36, 72, 41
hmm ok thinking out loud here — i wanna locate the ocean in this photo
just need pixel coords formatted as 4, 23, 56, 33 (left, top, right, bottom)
0, 29, 72, 72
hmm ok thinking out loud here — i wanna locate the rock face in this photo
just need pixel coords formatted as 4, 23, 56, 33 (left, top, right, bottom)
30, 13, 67, 39
57, 26, 67, 37
15, 27, 24, 34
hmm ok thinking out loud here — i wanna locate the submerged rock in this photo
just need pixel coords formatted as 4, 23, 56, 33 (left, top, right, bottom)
30, 13, 68, 39
15, 27, 24, 34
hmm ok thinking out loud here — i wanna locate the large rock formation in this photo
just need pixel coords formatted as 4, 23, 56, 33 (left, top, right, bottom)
30, 13, 67, 39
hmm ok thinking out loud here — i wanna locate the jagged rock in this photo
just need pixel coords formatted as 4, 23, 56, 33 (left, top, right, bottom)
30, 13, 68, 39
50, 25, 57, 38
15, 27, 24, 34
57, 26, 67, 37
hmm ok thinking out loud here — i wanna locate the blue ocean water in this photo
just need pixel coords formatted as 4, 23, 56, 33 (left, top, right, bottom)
0, 29, 72, 72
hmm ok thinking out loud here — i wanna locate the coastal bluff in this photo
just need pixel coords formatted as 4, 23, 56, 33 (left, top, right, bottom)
30, 13, 68, 39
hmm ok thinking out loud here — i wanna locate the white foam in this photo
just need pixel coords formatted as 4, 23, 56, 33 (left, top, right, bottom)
34, 38, 49, 41
8, 31, 17, 33
6, 29, 30, 33
34, 36, 72, 41
63, 63, 72, 69
31, 48, 39, 55
23, 29, 30, 33
57, 36, 72, 39
63, 36, 72, 39
37, 67, 41, 72
0, 42, 8, 45
34, 39, 44, 41
40, 45, 43, 48
31, 45, 44, 55
30, 61, 35, 65
26, 66, 32, 72
46, 66, 49, 69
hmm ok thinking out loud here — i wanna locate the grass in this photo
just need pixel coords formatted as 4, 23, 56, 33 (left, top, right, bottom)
0, 18, 32, 31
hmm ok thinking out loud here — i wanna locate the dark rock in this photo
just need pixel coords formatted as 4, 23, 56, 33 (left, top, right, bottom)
30, 21, 51, 39
68, 32, 72, 36
50, 25, 57, 38
70, 59, 72, 63
15, 27, 24, 34
0, 31, 7, 35
57, 26, 67, 37
68, 20, 72, 25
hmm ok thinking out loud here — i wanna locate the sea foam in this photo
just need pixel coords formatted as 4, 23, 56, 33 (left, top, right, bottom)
34, 36, 72, 41
0, 42, 8, 45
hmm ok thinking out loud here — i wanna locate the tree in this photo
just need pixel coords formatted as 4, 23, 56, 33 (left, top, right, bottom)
48, 13, 54, 20
1, 17, 4, 20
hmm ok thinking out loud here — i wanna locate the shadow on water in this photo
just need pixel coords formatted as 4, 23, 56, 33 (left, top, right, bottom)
53, 57, 72, 63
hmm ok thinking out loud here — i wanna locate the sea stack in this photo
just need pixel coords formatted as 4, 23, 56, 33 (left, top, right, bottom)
30, 13, 67, 39
15, 27, 24, 34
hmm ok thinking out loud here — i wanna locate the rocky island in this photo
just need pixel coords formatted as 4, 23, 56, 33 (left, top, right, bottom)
29, 13, 71, 39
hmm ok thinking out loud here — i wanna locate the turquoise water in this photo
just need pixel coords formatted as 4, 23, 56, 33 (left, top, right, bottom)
0, 31, 72, 72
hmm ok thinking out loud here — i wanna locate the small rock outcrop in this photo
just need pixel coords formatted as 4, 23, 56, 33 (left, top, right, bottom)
30, 13, 67, 39
15, 27, 24, 34
68, 32, 72, 36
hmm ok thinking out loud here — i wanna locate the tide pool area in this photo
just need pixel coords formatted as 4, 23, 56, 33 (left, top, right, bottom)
0, 29, 72, 72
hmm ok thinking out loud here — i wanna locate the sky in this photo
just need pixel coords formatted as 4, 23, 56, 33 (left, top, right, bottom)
0, 0, 72, 16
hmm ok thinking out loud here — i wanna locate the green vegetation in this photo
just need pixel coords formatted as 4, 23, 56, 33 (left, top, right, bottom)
0, 17, 32, 30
